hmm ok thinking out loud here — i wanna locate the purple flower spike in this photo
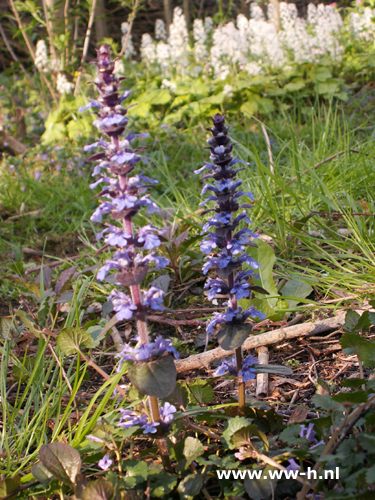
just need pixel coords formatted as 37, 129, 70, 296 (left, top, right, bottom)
83, 45, 175, 434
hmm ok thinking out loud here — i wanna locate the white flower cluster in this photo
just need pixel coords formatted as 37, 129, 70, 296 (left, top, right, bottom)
56, 73, 74, 94
35, 40, 63, 80
155, 19, 167, 41
35, 40, 49, 72
167, 7, 189, 66
121, 22, 135, 59
124, 3, 375, 76
349, 7, 375, 41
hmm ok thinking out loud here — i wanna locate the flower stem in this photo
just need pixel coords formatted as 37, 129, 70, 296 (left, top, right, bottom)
150, 396, 173, 473
235, 346, 245, 415
227, 230, 245, 415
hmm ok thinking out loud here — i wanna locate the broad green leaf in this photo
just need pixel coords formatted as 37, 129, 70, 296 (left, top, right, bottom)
183, 437, 204, 468
127, 102, 151, 117
150, 471, 177, 498
359, 342, 375, 368
57, 327, 93, 355
31, 463, 53, 488
284, 80, 305, 91
16, 310, 40, 337
340, 333, 368, 354
0, 476, 20, 500
5, 274, 41, 299
332, 391, 368, 405
128, 355, 176, 398
82, 480, 115, 500
177, 474, 203, 500
39, 442, 81, 485
279, 279, 313, 308
254, 96, 275, 113
222, 416, 253, 449
342, 379, 366, 389
358, 433, 375, 453
148, 89, 172, 105
279, 424, 305, 445
41, 110, 67, 143
343, 310, 361, 333
217, 323, 253, 350
316, 81, 339, 95
309, 67, 332, 82
187, 379, 214, 405
167, 381, 189, 408
244, 465, 277, 500
171, 94, 191, 109
122, 460, 148, 488
231, 425, 269, 452
240, 100, 258, 116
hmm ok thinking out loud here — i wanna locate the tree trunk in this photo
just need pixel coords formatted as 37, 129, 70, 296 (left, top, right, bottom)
95, 0, 108, 41
163, 0, 172, 30
183, 0, 190, 32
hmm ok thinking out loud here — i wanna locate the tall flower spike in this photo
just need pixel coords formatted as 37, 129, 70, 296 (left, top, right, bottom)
80, 45, 175, 471
196, 113, 266, 414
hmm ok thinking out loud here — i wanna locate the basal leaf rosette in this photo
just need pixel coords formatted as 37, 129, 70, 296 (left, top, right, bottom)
117, 336, 179, 398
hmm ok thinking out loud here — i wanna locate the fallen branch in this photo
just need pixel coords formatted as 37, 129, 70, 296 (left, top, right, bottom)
175, 311, 349, 373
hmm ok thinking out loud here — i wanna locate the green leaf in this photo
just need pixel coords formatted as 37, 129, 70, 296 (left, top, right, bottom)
0, 476, 20, 500
127, 102, 151, 117
340, 333, 368, 355
167, 381, 189, 408
217, 323, 253, 350
222, 416, 253, 449
82, 480, 115, 500
31, 463, 53, 488
183, 437, 204, 468
316, 81, 339, 95
128, 355, 176, 398
365, 464, 375, 485
57, 327, 93, 355
342, 379, 366, 389
16, 310, 40, 337
246, 240, 279, 311
122, 460, 148, 488
284, 80, 306, 92
244, 466, 277, 500
12, 357, 35, 383
187, 379, 214, 405
149, 471, 177, 498
39, 442, 81, 486
171, 94, 191, 109
359, 342, 375, 368
279, 280, 313, 308
149, 89, 172, 105
332, 391, 368, 405
358, 433, 375, 453
231, 425, 269, 452
41, 110, 67, 144
279, 424, 305, 445
343, 310, 361, 333
240, 100, 259, 117
177, 474, 203, 500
